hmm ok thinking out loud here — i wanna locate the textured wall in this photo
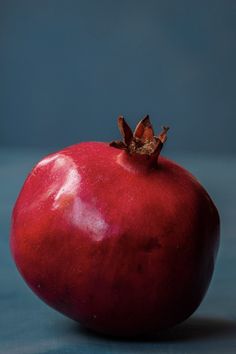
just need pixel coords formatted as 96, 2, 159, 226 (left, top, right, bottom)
1, 0, 236, 152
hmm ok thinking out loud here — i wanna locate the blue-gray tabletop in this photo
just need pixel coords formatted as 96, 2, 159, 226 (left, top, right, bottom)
1, 148, 235, 354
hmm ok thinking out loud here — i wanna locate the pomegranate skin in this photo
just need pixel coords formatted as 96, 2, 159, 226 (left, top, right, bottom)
10, 142, 220, 337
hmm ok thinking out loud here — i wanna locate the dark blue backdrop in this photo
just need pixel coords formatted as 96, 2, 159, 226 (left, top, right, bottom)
1, 0, 236, 152
1, 2, 236, 353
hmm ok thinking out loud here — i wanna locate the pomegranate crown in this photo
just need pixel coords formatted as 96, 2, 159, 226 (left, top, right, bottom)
110, 115, 169, 157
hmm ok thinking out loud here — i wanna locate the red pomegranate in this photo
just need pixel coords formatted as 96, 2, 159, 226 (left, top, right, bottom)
10, 116, 220, 337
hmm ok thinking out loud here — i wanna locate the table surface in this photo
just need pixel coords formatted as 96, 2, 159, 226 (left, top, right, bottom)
1, 148, 236, 354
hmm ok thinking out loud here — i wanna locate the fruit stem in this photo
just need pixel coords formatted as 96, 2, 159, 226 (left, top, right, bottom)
110, 116, 169, 165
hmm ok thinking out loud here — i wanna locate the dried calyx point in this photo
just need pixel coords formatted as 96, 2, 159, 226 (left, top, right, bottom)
110, 115, 169, 157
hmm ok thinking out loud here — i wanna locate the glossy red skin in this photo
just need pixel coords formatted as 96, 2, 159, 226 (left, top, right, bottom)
10, 142, 220, 337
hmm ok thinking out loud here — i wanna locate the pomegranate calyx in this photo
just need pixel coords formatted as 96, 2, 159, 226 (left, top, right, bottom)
110, 115, 169, 158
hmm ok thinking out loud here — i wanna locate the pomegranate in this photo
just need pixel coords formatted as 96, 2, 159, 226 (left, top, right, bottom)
10, 116, 220, 337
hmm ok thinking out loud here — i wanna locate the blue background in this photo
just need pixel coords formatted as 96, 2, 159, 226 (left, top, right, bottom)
1, 0, 236, 152
1, 1, 236, 353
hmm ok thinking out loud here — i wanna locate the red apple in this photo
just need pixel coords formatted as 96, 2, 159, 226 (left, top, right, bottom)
10, 116, 220, 337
